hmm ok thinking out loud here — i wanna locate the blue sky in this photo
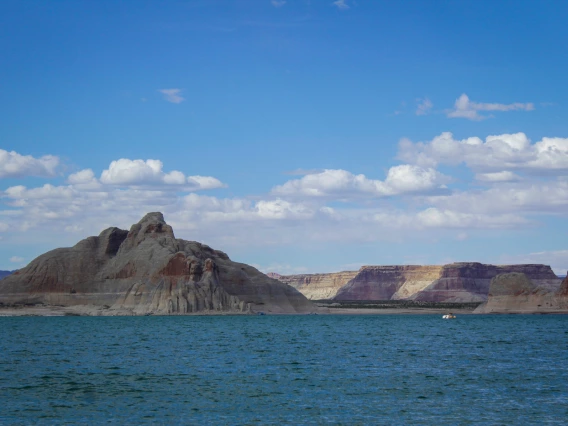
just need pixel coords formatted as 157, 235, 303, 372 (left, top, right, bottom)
2, 0, 568, 274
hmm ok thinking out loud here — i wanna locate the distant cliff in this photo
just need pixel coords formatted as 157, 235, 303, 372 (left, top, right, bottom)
277, 263, 561, 303
0, 213, 314, 315
276, 271, 358, 300
474, 272, 568, 314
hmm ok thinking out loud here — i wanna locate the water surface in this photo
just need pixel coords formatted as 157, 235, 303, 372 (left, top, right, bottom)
1, 315, 567, 424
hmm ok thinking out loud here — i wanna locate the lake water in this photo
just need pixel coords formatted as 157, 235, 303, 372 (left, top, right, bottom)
1, 315, 567, 424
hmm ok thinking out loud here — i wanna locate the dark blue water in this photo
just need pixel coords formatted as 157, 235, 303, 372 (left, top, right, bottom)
1, 315, 567, 424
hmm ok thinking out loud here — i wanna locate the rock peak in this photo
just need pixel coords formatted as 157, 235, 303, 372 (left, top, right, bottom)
117, 212, 175, 254
138, 212, 166, 225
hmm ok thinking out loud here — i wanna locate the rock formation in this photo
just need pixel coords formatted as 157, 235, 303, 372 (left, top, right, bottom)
334, 266, 443, 301
276, 271, 358, 300
474, 271, 568, 313
0, 213, 314, 315
279, 263, 561, 303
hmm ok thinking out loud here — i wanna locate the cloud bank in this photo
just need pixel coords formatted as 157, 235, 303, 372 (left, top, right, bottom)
0, 149, 59, 179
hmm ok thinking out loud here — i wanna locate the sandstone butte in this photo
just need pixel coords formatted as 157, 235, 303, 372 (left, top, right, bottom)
474, 272, 568, 314
0, 212, 315, 315
277, 263, 562, 303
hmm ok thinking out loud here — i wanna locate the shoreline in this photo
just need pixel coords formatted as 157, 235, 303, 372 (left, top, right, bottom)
0, 305, 477, 317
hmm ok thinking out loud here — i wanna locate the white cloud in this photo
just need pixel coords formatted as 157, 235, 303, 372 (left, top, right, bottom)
271, 166, 451, 199
9, 256, 24, 263
398, 132, 568, 174
414, 208, 528, 229
370, 208, 528, 231
424, 180, 568, 216
416, 98, 433, 116
271, 0, 286, 7
256, 199, 314, 219
158, 88, 184, 104
5, 184, 74, 201
475, 171, 521, 182
332, 0, 349, 10
447, 93, 534, 120
100, 159, 225, 189
3, 145, 568, 261
0, 149, 59, 178
177, 193, 318, 223
67, 169, 102, 190
0, 177, 548, 258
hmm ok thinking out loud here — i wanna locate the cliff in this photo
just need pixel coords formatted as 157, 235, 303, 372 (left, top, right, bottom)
279, 263, 561, 303
334, 265, 443, 301
408, 263, 559, 302
0, 213, 314, 315
474, 272, 568, 313
276, 271, 358, 300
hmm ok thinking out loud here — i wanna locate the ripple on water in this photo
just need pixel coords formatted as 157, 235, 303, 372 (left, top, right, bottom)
0, 315, 567, 424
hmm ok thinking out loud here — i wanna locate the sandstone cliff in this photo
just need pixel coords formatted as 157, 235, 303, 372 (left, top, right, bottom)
0, 213, 314, 315
276, 271, 358, 300
280, 263, 561, 303
474, 272, 568, 313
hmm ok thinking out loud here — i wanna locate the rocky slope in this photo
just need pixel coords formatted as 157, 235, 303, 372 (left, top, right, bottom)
279, 263, 561, 303
474, 272, 568, 313
0, 213, 314, 315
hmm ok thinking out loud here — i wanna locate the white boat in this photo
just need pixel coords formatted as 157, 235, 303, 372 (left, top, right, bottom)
442, 314, 456, 319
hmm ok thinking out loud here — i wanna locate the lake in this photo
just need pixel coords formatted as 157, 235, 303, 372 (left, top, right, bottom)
1, 315, 567, 424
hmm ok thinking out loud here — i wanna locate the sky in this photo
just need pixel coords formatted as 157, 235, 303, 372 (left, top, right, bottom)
2, 0, 568, 274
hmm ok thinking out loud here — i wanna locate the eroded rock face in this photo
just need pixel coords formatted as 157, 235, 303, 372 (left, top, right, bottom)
0, 212, 314, 315
280, 262, 561, 303
333, 266, 443, 301
474, 272, 568, 314
277, 271, 358, 300
409, 263, 560, 302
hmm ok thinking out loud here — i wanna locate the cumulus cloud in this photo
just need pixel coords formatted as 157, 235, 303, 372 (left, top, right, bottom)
271, 166, 451, 199
67, 169, 102, 190
398, 132, 568, 174
332, 0, 349, 10
0, 149, 59, 178
3, 143, 568, 261
447, 94, 534, 120
0, 176, 551, 258
100, 159, 225, 189
9, 256, 24, 263
178, 193, 318, 223
416, 98, 433, 116
158, 88, 184, 104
